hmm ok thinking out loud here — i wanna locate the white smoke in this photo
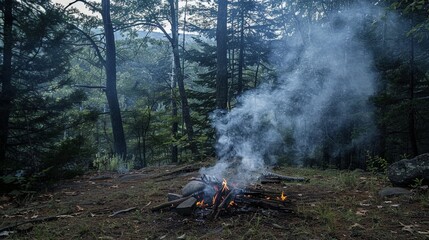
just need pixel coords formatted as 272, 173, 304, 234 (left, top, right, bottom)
200, 3, 382, 184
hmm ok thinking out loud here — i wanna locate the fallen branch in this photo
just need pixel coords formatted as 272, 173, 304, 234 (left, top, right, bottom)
153, 164, 202, 179
0, 213, 71, 232
151, 196, 192, 212
109, 207, 137, 217
262, 172, 309, 182
152, 191, 204, 212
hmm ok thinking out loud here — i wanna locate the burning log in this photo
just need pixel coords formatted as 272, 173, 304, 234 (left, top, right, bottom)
210, 179, 229, 219
214, 189, 236, 219
153, 173, 297, 218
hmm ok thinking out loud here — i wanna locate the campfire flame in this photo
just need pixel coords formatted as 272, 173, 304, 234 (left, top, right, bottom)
192, 177, 289, 217
275, 191, 287, 201
196, 200, 208, 208
281, 191, 287, 201
222, 178, 229, 192
228, 200, 236, 207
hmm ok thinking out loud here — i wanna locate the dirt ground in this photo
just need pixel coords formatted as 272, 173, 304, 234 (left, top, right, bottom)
1, 162, 428, 240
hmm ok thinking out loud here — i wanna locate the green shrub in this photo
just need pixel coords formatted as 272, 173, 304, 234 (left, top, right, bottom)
366, 151, 388, 174
93, 153, 134, 173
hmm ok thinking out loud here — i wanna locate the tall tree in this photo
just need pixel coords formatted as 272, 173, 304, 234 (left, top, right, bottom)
216, 0, 229, 109
0, 0, 95, 178
112, 0, 198, 158
0, 0, 14, 170
169, 0, 198, 156
101, 0, 127, 158
65, 0, 128, 159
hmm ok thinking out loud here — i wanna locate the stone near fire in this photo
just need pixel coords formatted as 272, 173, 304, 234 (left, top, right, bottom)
181, 180, 206, 197
176, 197, 197, 216
387, 153, 429, 186
378, 187, 411, 198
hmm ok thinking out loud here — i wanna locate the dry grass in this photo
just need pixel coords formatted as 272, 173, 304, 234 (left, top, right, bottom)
1, 164, 428, 239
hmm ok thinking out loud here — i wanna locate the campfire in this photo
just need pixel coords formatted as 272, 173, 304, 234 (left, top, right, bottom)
152, 172, 307, 218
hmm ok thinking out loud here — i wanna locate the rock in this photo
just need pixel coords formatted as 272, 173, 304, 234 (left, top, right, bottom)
379, 187, 411, 198
387, 153, 429, 186
181, 181, 206, 197
176, 197, 197, 216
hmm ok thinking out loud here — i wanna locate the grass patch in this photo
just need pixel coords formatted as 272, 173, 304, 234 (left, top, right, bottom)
2, 166, 428, 240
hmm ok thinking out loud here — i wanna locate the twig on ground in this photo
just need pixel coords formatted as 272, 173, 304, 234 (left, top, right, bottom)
0, 213, 72, 232
108, 207, 137, 217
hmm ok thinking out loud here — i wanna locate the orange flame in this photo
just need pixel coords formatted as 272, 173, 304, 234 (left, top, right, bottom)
212, 194, 217, 205
196, 200, 204, 207
228, 200, 236, 207
222, 178, 229, 192
196, 199, 208, 208
281, 191, 287, 201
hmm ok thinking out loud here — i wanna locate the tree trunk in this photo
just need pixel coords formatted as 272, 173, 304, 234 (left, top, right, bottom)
168, 0, 198, 156
101, 0, 127, 159
216, 0, 228, 110
254, 56, 260, 88
237, 3, 245, 95
408, 22, 418, 157
142, 135, 147, 167
0, 0, 14, 170
171, 58, 179, 163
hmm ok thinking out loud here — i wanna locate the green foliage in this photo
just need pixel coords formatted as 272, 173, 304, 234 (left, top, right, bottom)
366, 151, 388, 174
93, 153, 134, 173
42, 136, 96, 180
338, 172, 359, 189
2, 0, 429, 192
410, 177, 424, 188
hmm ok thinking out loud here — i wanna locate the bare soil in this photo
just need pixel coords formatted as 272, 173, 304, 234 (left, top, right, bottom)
1, 163, 428, 240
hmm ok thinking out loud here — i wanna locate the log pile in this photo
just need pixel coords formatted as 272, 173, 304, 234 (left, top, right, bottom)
152, 172, 307, 218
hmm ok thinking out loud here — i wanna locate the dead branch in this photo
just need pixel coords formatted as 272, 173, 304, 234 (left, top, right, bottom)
262, 172, 309, 182
74, 84, 106, 89
214, 190, 235, 219
0, 213, 71, 232
109, 207, 137, 217
153, 164, 200, 179
151, 196, 192, 212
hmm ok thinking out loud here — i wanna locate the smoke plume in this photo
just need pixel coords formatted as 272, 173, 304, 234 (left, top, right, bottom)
201, 3, 382, 184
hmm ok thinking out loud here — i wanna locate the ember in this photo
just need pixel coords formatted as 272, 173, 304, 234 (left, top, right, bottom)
151, 172, 305, 218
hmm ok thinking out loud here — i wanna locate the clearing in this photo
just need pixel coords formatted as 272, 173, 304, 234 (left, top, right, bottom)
1, 162, 428, 239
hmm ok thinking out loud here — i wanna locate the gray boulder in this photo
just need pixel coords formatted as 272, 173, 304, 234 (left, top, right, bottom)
181, 180, 207, 197
387, 153, 429, 186
378, 187, 411, 198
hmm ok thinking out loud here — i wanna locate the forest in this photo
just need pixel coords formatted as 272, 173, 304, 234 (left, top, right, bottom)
1, 0, 429, 239
1, 0, 429, 199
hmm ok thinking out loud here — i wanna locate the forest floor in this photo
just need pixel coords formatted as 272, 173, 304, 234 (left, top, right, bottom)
1, 161, 428, 240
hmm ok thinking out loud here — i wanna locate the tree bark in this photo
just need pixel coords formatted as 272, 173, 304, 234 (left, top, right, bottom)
0, 0, 14, 170
168, 0, 198, 156
408, 22, 418, 157
237, 2, 245, 95
171, 57, 179, 163
101, 0, 127, 159
216, 0, 228, 110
